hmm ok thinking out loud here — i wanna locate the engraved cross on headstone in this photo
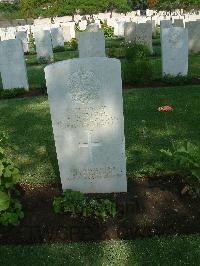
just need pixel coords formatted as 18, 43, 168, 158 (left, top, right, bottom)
79, 131, 102, 163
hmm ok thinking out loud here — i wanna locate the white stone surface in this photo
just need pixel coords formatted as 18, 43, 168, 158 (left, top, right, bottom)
117, 21, 125, 37
185, 21, 200, 53
135, 23, 153, 51
51, 27, 64, 48
79, 20, 87, 31
16, 31, 29, 53
44, 57, 127, 193
160, 20, 172, 31
61, 24, 72, 42
0, 39, 29, 90
78, 32, 106, 58
161, 27, 188, 76
34, 29, 53, 62
124, 22, 136, 42
86, 24, 99, 32
173, 19, 184, 27
5, 27, 16, 40
147, 20, 156, 37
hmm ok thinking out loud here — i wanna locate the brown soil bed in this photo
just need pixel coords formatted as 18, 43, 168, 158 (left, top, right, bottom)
0, 176, 200, 244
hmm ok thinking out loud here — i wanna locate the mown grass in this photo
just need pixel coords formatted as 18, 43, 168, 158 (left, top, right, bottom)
0, 86, 199, 184
0, 234, 200, 265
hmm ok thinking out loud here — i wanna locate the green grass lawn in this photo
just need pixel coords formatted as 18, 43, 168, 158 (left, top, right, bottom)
0, 86, 199, 184
1, 234, 200, 265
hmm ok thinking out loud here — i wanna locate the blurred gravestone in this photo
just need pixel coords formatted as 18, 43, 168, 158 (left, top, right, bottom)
161, 27, 188, 76
0, 39, 29, 90
78, 32, 106, 58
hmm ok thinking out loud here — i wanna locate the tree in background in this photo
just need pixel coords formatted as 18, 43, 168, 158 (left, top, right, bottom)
147, 0, 158, 9
104, 0, 130, 16
155, 0, 200, 13
128, 0, 148, 10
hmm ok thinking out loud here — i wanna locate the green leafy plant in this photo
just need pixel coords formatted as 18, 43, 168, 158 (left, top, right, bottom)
101, 23, 114, 38
124, 43, 151, 61
0, 88, 26, 99
161, 142, 200, 196
161, 74, 194, 86
38, 56, 53, 64
0, 147, 24, 225
53, 46, 65, 52
67, 38, 78, 51
53, 189, 117, 221
122, 60, 153, 83
28, 32, 36, 54
122, 43, 153, 83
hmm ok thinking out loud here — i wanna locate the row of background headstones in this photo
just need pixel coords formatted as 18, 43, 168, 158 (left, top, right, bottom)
0, 15, 199, 90
0, 15, 199, 54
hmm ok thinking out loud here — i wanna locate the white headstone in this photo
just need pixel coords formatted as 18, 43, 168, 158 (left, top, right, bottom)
44, 57, 127, 193
61, 24, 72, 42
78, 32, 106, 58
34, 29, 53, 62
117, 21, 125, 37
0, 39, 29, 90
173, 19, 184, 27
124, 22, 136, 42
79, 20, 87, 31
135, 23, 153, 51
160, 20, 172, 33
51, 27, 64, 48
5, 27, 16, 40
161, 27, 188, 76
185, 21, 200, 53
16, 31, 29, 53
86, 24, 99, 32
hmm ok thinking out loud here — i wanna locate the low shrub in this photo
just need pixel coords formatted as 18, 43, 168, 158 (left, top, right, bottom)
122, 60, 153, 83
106, 47, 125, 58
0, 88, 26, 99
101, 22, 114, 38
121, 43, 153, 83
28, 32, 36, 54
53, 46, 65, 52
38, 56, 53, 64
161, 142, 200, 196
66, 38, 78, 51
161, 74, 194, 86
0, 147, 24, 226
53, 189, 117, 221
124, 43, 151, 61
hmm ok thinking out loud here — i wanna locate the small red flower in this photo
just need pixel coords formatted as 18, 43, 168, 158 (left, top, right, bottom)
158, 106, 173, 112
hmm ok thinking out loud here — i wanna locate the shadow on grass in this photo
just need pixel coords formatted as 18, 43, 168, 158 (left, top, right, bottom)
0, 235, 200, 265
0, 96, 60, 184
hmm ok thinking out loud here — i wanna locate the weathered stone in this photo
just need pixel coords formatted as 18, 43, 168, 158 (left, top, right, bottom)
135, 23, 153, 51
34, 29, 54, 62
86, 24, 99, 32
173, 19, 184, 27
51, 27, 65, 48
16, 31, 29, 53
124, 22, 136, 42
61, 24, 72, 42
185, 21, 200, 53
78, 32, 106, 58
44, 57, 127, 193
161, 27, 188, 76
0, 39, 29, 90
